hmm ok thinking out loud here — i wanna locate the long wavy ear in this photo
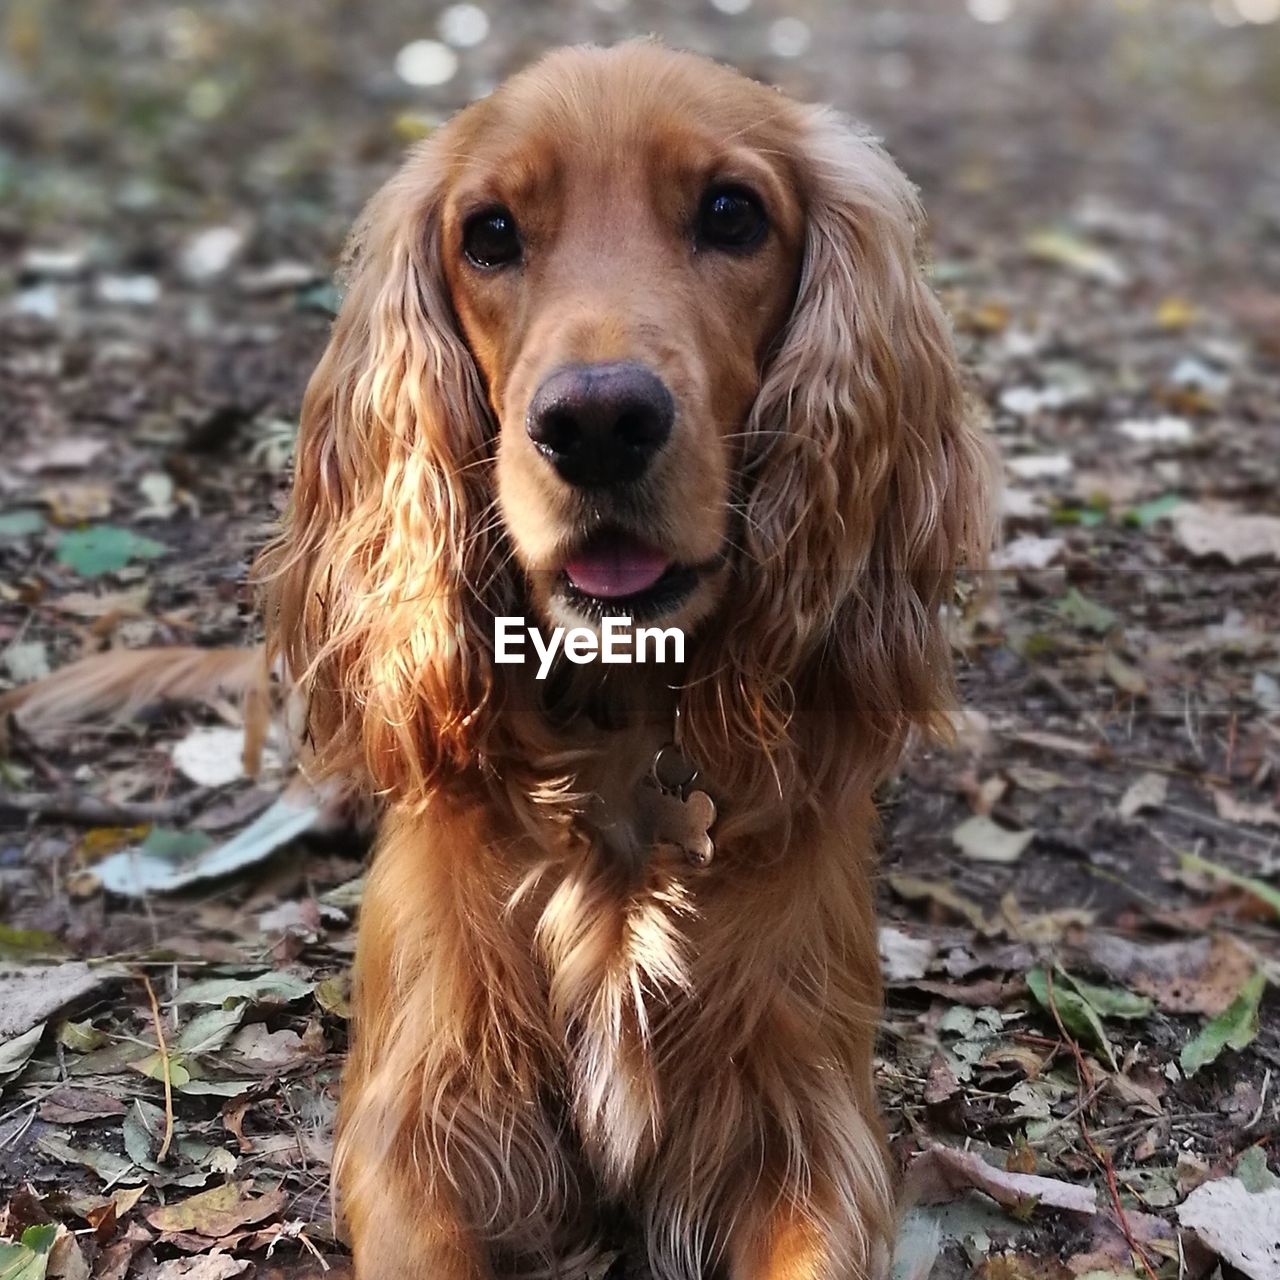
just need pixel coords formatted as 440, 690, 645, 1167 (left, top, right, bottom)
257, 138, 507, 802
686, 108, 995, 812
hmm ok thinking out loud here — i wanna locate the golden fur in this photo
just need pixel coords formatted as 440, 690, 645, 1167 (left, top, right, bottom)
3, 42, 993, 1280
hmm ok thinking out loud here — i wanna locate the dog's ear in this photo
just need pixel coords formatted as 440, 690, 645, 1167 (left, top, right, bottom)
688, 109, 995, 806
258, 138, 504, 800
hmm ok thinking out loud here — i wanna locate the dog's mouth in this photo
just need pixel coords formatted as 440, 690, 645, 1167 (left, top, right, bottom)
557, 528, 699, 620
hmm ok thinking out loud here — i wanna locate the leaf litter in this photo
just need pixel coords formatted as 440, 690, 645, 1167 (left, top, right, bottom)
3, 2, 1280, 1278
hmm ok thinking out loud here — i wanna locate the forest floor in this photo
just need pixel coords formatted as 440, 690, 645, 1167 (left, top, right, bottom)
1, 1, 1278, 1277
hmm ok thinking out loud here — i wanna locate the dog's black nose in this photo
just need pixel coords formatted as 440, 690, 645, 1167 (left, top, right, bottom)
526, 361, 674, 488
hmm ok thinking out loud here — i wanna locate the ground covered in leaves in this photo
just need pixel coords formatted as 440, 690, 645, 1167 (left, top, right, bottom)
1, 1, 1279, 1277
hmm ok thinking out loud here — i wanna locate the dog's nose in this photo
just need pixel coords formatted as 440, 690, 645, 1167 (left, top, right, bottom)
526, 361, 674, 488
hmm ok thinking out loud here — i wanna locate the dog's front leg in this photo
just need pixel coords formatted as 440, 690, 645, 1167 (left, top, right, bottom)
340, 1147, 488, 1280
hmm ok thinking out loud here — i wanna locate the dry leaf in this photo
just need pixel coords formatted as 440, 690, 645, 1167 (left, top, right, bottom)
878, 927, 937, 983
1116, 415, 1193, 445
145, 1182, 285, 1238
152, 1256, 251, 1280
952, 814, 1035, 864
170, 726, 251, 788
1176, 1176, 1280, 1280
909, 1143, 1098, 1215
1212, 788, 1280, 829
1118, 772, 1167, 819
1172, 505, 1280, 565
1078, 932, 1256, 1016
16, 437, 110, 472
993, 536, 1065, 570
1103, 651, 1147, 697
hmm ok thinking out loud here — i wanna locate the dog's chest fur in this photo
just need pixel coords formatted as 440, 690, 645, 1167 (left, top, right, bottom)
525, 730, 704, 1190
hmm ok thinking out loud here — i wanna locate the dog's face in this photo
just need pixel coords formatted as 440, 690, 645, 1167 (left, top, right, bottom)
264, 43, 992, 802
439, 52, 806, 630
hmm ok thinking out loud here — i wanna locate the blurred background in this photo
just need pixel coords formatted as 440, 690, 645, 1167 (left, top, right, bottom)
1, 3, 1279, 1278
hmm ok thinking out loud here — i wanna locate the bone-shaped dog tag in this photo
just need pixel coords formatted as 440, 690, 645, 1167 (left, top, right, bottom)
636, 746, 716, 867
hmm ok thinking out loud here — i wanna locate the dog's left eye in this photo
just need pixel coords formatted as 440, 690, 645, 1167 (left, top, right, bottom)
462, 206, 522, 268
697, 185, 768, 251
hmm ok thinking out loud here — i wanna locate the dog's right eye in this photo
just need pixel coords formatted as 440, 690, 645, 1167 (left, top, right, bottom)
462, 207, 522, 268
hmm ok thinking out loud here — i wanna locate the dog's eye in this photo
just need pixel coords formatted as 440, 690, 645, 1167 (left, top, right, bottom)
462, 207, 522, 268
697, 185, 768, 251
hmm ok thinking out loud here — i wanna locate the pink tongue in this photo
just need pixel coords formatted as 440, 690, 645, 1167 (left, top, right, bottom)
564, 533, 671, 599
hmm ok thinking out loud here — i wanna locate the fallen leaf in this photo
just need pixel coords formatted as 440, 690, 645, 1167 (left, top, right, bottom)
1212, 788, 1280, 829
909, 1143, 1098, 1215
151, 1256, 251, 1280
314, 973, 352, 1018
136, 471, 178, 519
1176, 1176, 1280, 1280
49, 587, 151, 619
35, 1136, 141, 1186
95, 793, 323, 896
892, 1200, 1023, 1280
1172, 505, 1280, 565
879, 927, 937, 983
1181, 852, 1280, 918
1001, 387, 1074, 417
138, 827, 214, 861
170, 726, 252, 789
55, 526, 167, 577
15, 438, 109, 473
1155, 296, 1197, 329
0, 963, 120, 1040
1123, 492, 1184, 528
1076, 933, 1255, 1016
1103, 651, 1146, 697
228, 1024, 310, 1070
40, 481, 113, 523
1025, 228, 1128, 286
1235, 1147, 1280, 1194
887, 875, 992, 933
1007, 766, 1069, 793
1116, 415, 1193, 445
175, 972, 313, 1007
3, 642, 50, 683
952, 814, 1034, 864
37, 1086, 127, 1124
1061, 972, 1152, 1020
993, 536, 1065, 571
179, 226, 247, 282
1006, 453, 1074, 480
175, 1007, 246, 1055
1026, 968, 1117, 1069
1054, 588, 1117, 634
1117, 772, 1167, 819
0, 1224, 58, 1280
0, 511, 46, 540
145, 1182, 285, 1238
46, 1227, 89, 1280
1180, 970, 1267, 1075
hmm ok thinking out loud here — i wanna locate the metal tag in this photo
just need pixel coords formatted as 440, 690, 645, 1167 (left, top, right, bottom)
636, 745, 716, 868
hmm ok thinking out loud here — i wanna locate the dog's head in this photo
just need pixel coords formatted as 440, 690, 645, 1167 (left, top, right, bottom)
263, 43, 993, 806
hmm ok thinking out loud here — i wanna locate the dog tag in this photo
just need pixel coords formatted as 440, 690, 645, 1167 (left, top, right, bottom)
637, 745, 716, 868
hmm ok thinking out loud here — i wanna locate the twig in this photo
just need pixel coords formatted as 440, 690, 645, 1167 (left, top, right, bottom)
1043, 970, 1161, 1280
139, 973, 175, 1163
1245, 1068, 1271, 1130
0, 786, 209, 827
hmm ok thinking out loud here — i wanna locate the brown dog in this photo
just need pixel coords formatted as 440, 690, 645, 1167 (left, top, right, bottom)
5, 40, 991, 1280
259, 40, 992, 1280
